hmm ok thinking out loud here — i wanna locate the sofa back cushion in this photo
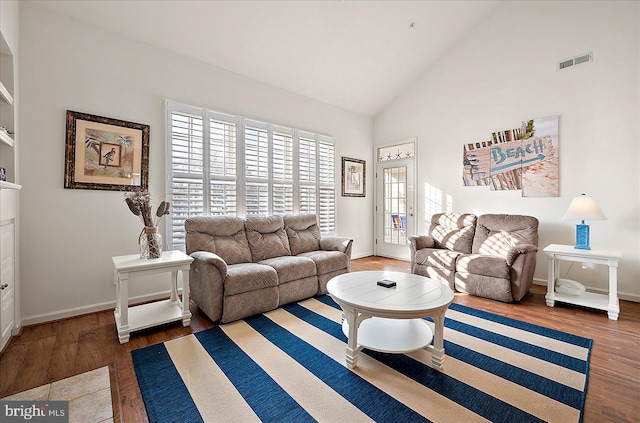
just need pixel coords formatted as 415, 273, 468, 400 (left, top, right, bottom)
185, 216, 252, 265
429, 213, 477, 254
245, 215, 291, 262
472, 214, 539, 258
284, 214, 321, 255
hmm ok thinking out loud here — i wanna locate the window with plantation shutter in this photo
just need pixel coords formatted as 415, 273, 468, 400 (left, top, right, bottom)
167, 101, 336, 251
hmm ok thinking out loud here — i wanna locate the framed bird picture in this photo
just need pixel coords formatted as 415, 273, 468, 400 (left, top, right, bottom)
64, 110, 149, 191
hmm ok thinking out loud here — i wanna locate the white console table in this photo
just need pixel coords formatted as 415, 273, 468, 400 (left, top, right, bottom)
112, 250, 193, 343
543, 244, 622, 320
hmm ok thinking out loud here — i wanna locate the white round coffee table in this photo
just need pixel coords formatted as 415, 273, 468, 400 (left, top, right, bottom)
326, 271, 454, 370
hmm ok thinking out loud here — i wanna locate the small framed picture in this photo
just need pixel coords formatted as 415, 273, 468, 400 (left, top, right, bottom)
64, 110, 149, 191
342, 157, 366, 197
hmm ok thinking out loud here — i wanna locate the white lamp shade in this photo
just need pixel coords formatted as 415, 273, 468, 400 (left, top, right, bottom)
562, 194, 607, 221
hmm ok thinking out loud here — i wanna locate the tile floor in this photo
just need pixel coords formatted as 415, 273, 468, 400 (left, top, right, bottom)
1, 366, 114, 423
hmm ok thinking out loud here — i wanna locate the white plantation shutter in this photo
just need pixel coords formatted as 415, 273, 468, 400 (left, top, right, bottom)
272, 130, 294, 214
210, 119, 236, 178
272, 131, 293, 180
299, 137, 317, 182
209, 116, 237, 216
245, 125, 268, 179
318, 138, 335, 232
167, 101, 336, 250
169, 109, 204, 251
299, 136, 317, 216
272, 184, 293, 214
246, 182, 269, 215
210, 182, 236, 215
299, 185, 317, 214
319, 188, 335, 233
244, 123, 269, 215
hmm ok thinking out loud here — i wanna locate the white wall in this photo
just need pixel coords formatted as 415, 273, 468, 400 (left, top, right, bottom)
375, 1, 640, 301
18, 2, 374, 323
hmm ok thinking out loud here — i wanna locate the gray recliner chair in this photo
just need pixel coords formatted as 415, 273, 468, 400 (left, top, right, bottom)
409, 213, 539, 302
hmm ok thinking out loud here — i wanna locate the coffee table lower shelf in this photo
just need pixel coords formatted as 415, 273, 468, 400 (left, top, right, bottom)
342, 317, 433, 353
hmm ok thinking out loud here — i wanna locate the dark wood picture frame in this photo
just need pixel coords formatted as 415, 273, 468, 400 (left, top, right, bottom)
64, 110, 149, 191
342, 157, 366, 197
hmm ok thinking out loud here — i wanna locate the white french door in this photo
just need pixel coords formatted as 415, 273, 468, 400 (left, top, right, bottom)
375, 158, 415, 260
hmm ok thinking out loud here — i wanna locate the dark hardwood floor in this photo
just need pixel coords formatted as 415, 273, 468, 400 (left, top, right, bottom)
1, 256, 639, 422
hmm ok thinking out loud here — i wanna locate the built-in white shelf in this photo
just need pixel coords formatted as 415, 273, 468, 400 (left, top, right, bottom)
0, 130, 13, 147
0, 81, 12, 105
0, 181, 21, 190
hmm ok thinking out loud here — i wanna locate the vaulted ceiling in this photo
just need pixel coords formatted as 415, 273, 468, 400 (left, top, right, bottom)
31, 0, 503, 116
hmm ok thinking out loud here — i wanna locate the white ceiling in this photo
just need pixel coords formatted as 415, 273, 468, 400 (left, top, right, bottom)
30, 0, 503, 117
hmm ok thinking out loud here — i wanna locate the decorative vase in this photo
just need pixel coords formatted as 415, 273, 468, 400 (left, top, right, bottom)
139, 226, 163, 259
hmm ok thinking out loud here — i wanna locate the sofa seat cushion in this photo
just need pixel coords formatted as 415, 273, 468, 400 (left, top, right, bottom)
224, 263, 278, 296
297, 250, 348, 275
259, 256, 316, 284
456, 254, 509, 279
414, 248, 461, 271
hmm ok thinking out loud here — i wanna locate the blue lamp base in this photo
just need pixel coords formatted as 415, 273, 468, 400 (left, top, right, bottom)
574, 222, 591, 250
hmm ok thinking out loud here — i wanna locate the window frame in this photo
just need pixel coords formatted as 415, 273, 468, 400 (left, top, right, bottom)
166, 100, 336, 251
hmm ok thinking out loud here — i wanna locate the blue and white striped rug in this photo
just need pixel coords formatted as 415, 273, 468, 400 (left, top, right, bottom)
132, 296, 591, 423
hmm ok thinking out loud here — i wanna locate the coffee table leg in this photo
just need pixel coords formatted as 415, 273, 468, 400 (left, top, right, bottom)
429, 311, 446, 370
342, 307, 373, 369
343, 308, 360, 368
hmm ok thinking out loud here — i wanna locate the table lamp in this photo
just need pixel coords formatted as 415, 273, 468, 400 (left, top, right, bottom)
562, 193, 606, 250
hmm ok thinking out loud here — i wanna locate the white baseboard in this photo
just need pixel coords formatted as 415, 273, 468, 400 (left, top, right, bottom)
532, 277, 639, 303
351, 251, 375, 260
19, 274, 638, 327
21, 289, 177, 326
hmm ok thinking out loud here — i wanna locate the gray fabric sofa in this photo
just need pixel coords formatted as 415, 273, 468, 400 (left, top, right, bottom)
185, 214, 353, 323
409, 213, 538, 302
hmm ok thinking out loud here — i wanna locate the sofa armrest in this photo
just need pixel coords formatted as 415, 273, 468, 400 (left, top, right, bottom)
191, 251, 228, 276
505, 244, 538, 267
506, 244, 538, 301
320, 237, 353, 271
320, 237, 353, 254
189, 251, 227, 322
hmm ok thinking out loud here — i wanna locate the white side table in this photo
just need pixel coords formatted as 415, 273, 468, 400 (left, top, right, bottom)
112, 250, 193, 343
543, 244, 622, 320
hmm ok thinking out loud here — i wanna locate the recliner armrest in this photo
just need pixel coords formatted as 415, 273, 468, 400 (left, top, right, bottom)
506, 244, 538, 266
408, 235, 435, 252
190, 250, 228, 277
408, 235, 436, 273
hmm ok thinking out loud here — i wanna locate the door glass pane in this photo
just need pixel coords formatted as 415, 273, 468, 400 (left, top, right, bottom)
383, 166, 407, 245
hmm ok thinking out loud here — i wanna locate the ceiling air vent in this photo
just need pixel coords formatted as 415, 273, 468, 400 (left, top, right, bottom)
558, 52, 593, 71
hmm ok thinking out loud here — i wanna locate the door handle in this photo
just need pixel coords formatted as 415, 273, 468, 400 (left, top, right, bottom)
0, 283, 8, 290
